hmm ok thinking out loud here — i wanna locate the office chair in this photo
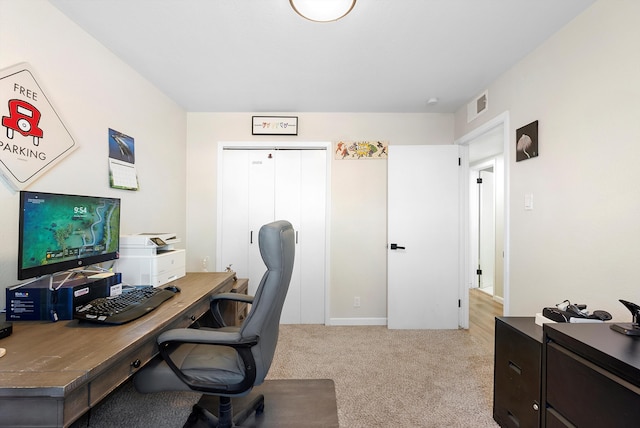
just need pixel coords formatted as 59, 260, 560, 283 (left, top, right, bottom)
134, 220, 295, 428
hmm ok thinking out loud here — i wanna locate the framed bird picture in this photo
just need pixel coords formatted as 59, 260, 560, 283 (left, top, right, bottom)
516, 120, 539, 162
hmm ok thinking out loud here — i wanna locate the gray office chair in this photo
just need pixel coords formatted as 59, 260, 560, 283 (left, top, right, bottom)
134, 220, 295, 428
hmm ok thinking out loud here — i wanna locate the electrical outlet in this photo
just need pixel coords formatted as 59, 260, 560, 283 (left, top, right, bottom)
354, 296, 361, 307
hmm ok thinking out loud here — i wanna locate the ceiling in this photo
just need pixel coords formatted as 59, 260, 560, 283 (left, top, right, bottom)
49, 0, 595, 113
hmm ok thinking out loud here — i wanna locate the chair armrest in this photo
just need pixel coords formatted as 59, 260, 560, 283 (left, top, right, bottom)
158, 328, 256, 347
209, 292, 255, 328
211, 292, 254, 304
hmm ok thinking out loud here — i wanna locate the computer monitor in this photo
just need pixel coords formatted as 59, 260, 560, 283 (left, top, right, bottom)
18, 191, 121, 280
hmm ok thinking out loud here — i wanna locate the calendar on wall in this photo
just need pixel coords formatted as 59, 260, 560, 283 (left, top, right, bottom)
108, 128, 138, 190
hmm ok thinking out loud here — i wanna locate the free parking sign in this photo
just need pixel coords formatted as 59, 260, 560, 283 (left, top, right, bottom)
0, 63, 77, 191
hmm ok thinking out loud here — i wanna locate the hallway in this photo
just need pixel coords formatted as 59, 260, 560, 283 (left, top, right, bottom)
469, 287, 503, 352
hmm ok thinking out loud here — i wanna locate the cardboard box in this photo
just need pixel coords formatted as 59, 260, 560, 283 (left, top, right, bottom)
6, 273, 121, 321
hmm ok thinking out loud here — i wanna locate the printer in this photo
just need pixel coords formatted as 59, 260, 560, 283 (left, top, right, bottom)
117, 233, 186, 287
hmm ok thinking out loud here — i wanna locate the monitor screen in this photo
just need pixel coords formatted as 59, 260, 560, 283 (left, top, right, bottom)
18, 191, 121, 280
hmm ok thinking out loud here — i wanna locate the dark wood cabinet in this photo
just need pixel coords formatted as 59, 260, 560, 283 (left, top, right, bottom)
495, 319, 640, 428
221, 278, 248, 326
542, 323, 640, 427
494, 317, 544, 428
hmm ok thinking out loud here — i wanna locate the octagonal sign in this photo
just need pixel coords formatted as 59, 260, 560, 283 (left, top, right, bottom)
0, 63, 77, 191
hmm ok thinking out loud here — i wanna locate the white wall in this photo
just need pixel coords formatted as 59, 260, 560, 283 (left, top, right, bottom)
186, 112, 453, 322
0, 1, 187, 309
455, 0, 640, 321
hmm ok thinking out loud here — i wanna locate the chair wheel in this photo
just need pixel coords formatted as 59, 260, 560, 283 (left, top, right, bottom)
256, 403, 265, 415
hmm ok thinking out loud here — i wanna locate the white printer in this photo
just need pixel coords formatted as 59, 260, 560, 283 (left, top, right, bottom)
117, 233, 186, 287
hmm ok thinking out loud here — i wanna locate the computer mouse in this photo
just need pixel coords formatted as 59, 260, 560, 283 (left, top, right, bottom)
164, 285, 181, 293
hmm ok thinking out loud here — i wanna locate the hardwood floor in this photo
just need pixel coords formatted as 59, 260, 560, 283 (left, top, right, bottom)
469, 287, 503, 352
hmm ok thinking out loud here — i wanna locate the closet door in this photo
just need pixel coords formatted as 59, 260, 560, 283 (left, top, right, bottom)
298, 150, 326, 324
220, 150, 250, 280
219, 147, 326, 324
247, 150, 275, 295
275, 149, 326, 324
220, 149, 274, 295
274, 150, 302, 323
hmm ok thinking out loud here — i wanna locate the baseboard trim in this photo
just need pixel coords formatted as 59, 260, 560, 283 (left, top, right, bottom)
328, 317, 387, 326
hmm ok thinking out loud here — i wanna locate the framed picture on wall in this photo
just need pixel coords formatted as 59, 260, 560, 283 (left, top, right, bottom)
252, 116, 298, 135
516, 120, 539, 162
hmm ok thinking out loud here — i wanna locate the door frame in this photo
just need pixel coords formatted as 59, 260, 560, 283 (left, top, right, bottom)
456, 112, 510, 328
216, 141, 332, 324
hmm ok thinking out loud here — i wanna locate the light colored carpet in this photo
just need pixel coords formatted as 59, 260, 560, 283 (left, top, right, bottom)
74, 325, 498, 427
268, 325, 499, 428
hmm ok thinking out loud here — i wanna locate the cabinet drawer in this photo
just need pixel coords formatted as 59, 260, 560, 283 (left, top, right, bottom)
221, 279, 249, 326
545, 408, 575, 428
494, 318, 542, 428
237, 302, 248, 324
546, 342, 640, 427
90, 340, 156, 406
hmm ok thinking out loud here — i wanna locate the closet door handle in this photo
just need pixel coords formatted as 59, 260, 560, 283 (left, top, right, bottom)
250, 230, 253, 244
390, 243, 405, 250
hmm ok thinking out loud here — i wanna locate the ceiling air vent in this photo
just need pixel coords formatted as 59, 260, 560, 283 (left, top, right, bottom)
467, 90, 488, 123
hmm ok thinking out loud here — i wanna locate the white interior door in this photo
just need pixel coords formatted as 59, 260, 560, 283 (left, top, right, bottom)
220, 150, 250, 278
275, 150, 302, 323
387, 145, 460, 329
296, 150, 326, 323
479, 169, 495, 290
248, 150, 275, 295
220, 149, 274, 295
469, 171, 480, 289
275, 149, 327, 324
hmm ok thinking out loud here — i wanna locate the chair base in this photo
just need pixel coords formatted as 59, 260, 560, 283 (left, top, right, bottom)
184, 393, 265, 428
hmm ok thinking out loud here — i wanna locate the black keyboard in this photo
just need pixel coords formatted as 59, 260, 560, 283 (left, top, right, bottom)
74, 287, 176, 325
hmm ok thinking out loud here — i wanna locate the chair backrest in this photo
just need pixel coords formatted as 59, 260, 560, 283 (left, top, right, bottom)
239, 220, 295, 385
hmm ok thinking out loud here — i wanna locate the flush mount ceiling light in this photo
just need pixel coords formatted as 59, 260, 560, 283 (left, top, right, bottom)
290, 0, 357, 22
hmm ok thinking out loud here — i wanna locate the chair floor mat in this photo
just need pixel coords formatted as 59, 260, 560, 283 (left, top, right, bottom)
194, 379, 338, 428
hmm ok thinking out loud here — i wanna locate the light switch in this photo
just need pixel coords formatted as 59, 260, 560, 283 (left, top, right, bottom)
524, 193, 533, 210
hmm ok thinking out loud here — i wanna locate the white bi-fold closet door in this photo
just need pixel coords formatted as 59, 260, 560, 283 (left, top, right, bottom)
218, 146, 327, 324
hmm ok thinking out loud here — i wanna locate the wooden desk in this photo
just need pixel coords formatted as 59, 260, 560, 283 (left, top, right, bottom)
0, 272, 235, 428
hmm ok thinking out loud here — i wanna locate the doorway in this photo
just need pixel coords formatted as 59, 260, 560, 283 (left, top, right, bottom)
471, 161, 496, 296
457, 112, 510, 327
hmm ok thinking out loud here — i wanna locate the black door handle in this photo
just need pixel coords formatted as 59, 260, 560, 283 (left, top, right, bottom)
390, 243, 405, 250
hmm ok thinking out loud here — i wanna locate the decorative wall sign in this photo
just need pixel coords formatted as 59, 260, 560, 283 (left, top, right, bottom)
516, 120, 539, 162
334, 141, 388, 160
252, 116, 298, 135
0, 63, 77, 191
